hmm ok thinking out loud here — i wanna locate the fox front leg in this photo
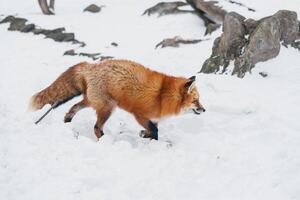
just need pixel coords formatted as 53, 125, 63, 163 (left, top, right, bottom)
135, 116, 158, 140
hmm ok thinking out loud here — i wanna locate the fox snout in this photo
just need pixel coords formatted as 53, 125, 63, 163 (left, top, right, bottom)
192, 99, 206, 115
192, 107, 206, 115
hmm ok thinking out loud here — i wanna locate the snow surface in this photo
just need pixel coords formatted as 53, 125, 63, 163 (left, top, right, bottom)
0, 0, 300, 200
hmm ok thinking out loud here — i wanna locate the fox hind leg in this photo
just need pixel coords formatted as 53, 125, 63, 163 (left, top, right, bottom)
94, 108, 114, 139
64, 98, 89, 123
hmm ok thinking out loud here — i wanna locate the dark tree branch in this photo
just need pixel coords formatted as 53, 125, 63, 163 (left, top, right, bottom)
38, 0, 55, 15
49, 0, 55, 10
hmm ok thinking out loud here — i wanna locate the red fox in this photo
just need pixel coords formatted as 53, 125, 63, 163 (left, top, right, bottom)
30, 60, 205, 140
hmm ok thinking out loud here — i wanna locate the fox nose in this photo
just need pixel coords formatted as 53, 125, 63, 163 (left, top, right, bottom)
197, 108, 206, 112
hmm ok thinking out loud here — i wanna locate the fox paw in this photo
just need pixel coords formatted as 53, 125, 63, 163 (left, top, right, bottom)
64, 116, 73, 123
139, 130, 151, 138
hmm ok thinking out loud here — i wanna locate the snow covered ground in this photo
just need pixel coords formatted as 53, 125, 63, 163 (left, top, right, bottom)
0, 0, 300, 199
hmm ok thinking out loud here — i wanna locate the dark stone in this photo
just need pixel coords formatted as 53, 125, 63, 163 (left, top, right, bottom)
79, 52, 101, 60
8, 17, 27, 31
39, 28, 77, 43
63, 49, 77, 56
33, 28, 47, 35
61, 33, 75, 41
100, 56, 114, 61
201, 56, 220, 73
143, 1, 190, 16
83, 4, 102, 13
0, 15, 16, 24
33, 27, 65, 35
111, 42, 118, 47
20, 24, 35, 32
46, 32, 74, 42
64, 50, 113, 61
259, 72, 268, 77
48, 27, 66, 34
0, 15, 86, 50
72, 40, 86, 47
155, 36, 207, 48
232, 57, 255, 77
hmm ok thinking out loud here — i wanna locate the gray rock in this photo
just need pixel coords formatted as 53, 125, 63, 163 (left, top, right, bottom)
291, 41, 300, 51
201, 12, 246, 73
63, 49, 77, 56
33, 27, 65, 36
79, 52, 101, 60
46, 32, 74, 42
20, 24, 35, 32
220, 12, 246, 58
100, 56, 114, 61
155, 36, 207, 48
201, 10, 299, 78
244, 18, 258, 35
83, 4, 103, 13
38, 27, 74, 42
143, 1, 191, 16
8, 17, 27, 31
259, 72, 268, 77
72, 40, 86, 47
233, 10, 298, 77
63, 49, 112, 61
111, 42, 118, 47
274, 10, 298, 44
205, 23, 221, 35
0, 14, 86, 56
0, 15, 16, 24
33, 28, 47, 35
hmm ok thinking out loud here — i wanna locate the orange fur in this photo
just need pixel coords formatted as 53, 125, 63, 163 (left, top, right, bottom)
30, 59, 205, 140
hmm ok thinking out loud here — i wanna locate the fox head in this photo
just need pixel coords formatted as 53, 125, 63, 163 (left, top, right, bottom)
181, 76, 206, 115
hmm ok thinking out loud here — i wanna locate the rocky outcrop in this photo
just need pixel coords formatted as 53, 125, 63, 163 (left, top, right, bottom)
0, 15, 85, 46
201, 12, 246, 73
201, 10, 299, 78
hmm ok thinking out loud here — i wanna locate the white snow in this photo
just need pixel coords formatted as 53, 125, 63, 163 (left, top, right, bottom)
0, 0, 300, 200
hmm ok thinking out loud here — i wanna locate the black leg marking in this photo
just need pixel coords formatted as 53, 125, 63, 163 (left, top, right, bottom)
94, 125, 104, 136
148, 121, 158, 140
64, 116, 72, 123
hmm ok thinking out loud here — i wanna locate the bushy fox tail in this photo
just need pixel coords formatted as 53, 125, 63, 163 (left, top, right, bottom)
29, 63, 87, 111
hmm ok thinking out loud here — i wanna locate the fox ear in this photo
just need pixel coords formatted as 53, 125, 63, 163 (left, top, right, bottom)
188, 76, 196, 82
184, 76, 196, 93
